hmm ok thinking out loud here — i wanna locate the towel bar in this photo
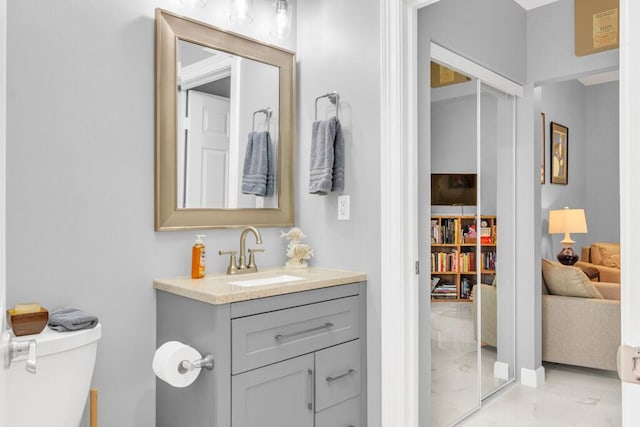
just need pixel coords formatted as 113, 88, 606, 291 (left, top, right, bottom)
315, 91, 340, 120
252, 107, 272, 132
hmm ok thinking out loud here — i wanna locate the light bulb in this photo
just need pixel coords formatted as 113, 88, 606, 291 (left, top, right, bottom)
230, 0, 254, 24
270, 0, 291, 39
180, 0, 206, 8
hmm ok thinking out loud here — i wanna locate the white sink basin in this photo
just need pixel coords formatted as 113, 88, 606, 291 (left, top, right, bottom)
229, 274, 304, 287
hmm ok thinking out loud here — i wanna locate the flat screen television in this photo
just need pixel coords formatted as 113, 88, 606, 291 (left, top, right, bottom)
431, 173, 477, 206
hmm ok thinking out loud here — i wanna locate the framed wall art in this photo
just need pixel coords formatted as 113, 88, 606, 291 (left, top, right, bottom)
541, 112, 546, 184
550, 122, 568, 185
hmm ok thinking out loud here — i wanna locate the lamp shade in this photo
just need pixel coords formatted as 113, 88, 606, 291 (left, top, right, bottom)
548, 208, 588, 234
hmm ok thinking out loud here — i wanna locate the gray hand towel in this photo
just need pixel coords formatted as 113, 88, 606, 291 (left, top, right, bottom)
48, 307, 99, 332
309, 116, 345, 195
331, 118, 344, 192
242, 131, 274, 197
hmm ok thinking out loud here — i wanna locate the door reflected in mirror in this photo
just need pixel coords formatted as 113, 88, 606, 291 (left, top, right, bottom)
177, 39, 279, 209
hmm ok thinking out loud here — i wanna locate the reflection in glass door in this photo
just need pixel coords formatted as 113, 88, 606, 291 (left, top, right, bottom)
429, 65, 480, 427
427, 56, 518, 426
478, 82, 515, 399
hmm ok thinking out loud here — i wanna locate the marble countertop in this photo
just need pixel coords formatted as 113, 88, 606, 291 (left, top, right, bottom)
153, 267, 367, 305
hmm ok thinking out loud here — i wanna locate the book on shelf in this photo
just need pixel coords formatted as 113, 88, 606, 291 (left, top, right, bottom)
458, 252, 475, 272
431, 276, 441, 292
481, 251, 496, 270
430, 250, 477, 273
431, 250, 460, 272
431, 281, 458, 299
430, 218, 458, 244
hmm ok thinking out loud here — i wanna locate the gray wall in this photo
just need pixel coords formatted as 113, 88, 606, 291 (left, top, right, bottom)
296, 0, 381, 425
540, 80, 588, 259
540, 79, 620, 259
430, 92, 498, 216
525, 0, 618, 373
419, 0, 527, 84
6, 1, 295, 426
585, 81, 619, 244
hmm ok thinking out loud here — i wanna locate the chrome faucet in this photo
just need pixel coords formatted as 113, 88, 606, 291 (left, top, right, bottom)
219, 226, 264, 275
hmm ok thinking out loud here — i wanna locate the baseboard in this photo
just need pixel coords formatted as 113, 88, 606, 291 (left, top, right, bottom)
494, 361, 510, 380
521, 366, 546, 388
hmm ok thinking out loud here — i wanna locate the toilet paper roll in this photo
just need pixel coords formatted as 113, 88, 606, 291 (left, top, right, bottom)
152, 341, 202, 388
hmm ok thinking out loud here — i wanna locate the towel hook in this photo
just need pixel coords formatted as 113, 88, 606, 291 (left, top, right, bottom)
314, 91, 340, 121
252, 107, 273, 133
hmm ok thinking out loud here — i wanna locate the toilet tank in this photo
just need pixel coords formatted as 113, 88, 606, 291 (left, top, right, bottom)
8, 324, 102, 427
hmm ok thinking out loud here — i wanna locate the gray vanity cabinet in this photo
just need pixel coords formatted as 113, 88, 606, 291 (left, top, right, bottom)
232, 354, 315, 427
156, 281, 366, 427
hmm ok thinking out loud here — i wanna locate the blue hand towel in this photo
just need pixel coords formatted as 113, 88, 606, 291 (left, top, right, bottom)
309, 116, 344, 195
242, 131, 274, 197
48, 307, 99, 332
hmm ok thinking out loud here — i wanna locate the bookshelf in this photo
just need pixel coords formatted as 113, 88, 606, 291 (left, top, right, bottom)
430, 215, 497, 302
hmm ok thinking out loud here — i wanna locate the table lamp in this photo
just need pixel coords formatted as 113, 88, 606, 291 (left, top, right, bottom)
548, 207, 588, 265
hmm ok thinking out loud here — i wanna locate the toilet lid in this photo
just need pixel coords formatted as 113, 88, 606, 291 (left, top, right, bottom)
13, 323, 102, 356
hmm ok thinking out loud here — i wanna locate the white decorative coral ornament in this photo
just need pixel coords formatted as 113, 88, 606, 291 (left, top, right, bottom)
281, 227, 314, 269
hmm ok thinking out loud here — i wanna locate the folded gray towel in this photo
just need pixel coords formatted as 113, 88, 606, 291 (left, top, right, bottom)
309, 117, 344, 195
242, 131, 274, 197
48, 307, 98, 332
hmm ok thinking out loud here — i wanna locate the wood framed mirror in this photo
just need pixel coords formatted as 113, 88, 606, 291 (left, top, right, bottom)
155, 9, 295, 230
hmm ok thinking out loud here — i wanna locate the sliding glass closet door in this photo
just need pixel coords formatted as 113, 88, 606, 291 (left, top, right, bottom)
478, 83, 516, 399
428, 57, 518, 427
430, 68, 480, 427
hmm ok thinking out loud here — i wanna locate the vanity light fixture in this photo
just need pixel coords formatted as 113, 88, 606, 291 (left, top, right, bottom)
270, 0, 291, 39
229, 0, 254, 23
180, 0, 207, 8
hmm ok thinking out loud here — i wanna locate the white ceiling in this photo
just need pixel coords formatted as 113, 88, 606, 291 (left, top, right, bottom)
578, 70, 620, 86
513, 0, 560, 10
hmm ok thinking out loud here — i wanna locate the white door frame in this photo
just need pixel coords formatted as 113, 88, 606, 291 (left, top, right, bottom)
381, 0, 640, 426
379, 1, 435, 426
619, 0, 640, 425
0, 0, 8, 424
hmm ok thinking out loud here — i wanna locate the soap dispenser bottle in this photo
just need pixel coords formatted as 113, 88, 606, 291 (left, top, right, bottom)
191, 235, 206, 279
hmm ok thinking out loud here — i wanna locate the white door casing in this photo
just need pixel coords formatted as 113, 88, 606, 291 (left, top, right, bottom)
0, 0, 8, 424
619, 0, 640, 425
184, 92, 231, 209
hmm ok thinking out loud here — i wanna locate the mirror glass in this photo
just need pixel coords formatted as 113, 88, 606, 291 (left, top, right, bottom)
176, 40, 280, 209
479, 82, 515, 399
155, 9, 295, 230
430, 70, 481, 427
429, 60, 517, 426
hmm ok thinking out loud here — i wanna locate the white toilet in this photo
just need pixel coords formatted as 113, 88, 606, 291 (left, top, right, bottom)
7, 323, 102, 427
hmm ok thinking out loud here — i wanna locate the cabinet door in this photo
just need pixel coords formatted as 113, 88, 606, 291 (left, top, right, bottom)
315, 339, 361, 411
316, 396, 361, 427
232, 354, 315, 427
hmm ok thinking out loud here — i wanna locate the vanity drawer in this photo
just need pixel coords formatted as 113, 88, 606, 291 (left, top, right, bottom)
314, 339, 361, 412
315, 396, 361, 427
232, 296, 359, 374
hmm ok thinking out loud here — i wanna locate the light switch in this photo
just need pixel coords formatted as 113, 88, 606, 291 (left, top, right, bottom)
338, 195, 350, 220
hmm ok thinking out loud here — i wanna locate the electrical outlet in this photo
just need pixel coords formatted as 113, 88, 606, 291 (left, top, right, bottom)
338, 195, 350, 220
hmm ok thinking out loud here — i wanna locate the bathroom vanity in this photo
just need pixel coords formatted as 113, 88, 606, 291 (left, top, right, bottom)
154, 268, 367, 427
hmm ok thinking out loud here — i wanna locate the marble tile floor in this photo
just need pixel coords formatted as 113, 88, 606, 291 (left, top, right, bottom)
459, 363, 621, 426
431, 302, 508, 426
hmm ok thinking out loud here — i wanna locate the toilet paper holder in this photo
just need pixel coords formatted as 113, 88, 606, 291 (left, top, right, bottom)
178, 353, 214, 374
